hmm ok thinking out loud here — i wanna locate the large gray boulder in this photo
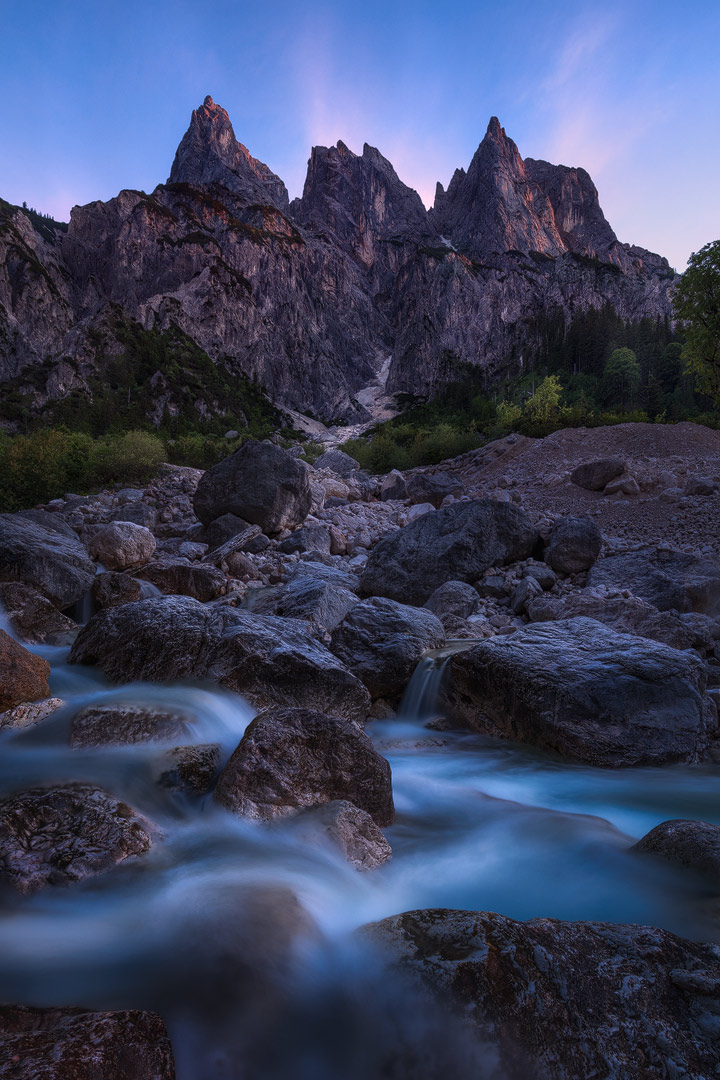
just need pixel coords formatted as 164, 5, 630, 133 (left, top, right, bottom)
193, 441, 312, 533
543, 516, 602, 575
248, 571, 359, 633
0, 630, 50, 711
0, 581, 77, 645
330, 597, 446, 699
70, 704, 191, 749
632, 819, 720, 880
570, 457, 625, 490
362, 908, 720, 1080
0, 784, 155, 894
137, 558, 226, 602
587, 547, 720, 614
0, 513, 95, 609
0, 1006, 174, 1080
88, 522, 156, 570
424, 580, 481, 620
313, 448, 360, 477
405, 471, 464, 508
69, 596, 370, 722
442, 617, 712, 766
214, 707, 394, 825
360, 500, 538, 606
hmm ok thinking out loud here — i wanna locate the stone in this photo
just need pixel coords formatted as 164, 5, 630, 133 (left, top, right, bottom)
604, 474, 640, 497
360, 500, 538, 606
362, 908, 720, 1080
405, 471, 464, 508
69, 596, 371, 722
632, 819, 720, 880
0, 630, 50, 710
70, 704, 191, 748
330, 597, 446, 699
111, 502, 158, 529
92, 570, 143, 609
202, 525, 264, 567
509, 575, 542, 614
380, 470, 408, 501
0, 696, 64, 732
291, 799, 392, 870
214, 707, 394, 825
88, 522, 156, 571
685, 476, 717, 496
522, 563, 556, 590
406, 502, 435, 522
570, 457, 625, 490
278, 524, 333, 555
313, 449, 361, 476
474, 573, 506, 599
204, 512, 254, 550
0, 581, 77, 645
0, 784, 154, 894
424, 580, 480, 620
526, 592, 718, 654
248, 572, 359, 632
0, 513, 95, 609
156, 743, 222, 796
0, 1006, 174, 1080
137, 559, 226, 602
193, 441, 312, 533
441, 617, 711, 766
587, 547, 720, 614
544, 515, 602, 575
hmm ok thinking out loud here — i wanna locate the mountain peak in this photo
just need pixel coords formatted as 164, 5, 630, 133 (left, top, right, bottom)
168, 97, 289, 209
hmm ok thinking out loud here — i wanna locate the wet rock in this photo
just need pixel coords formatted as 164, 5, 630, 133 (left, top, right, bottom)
442, 617, 711, 766
69, 596, 370, 722
70, 704, 191, 748
632, 819, 720, 880
214, 707, 394, 825
0, 513, 95, 609
570, 457, 625, 490
0, 784, 154, 894
587, 547, 720, 614
291, 799, 392, 869
156, 743, 222, 796
362, 908, 720, 1080
92, 571, 143, 610
0, 630, 50, 711
313, 449, 361, 477
88, 522, 156, 571
137, 559, 226, 602
0, 582, 77, 645
248, 572, 359, 632
424, 580, 480, 620
278, 524, 333, 555
0, 1006, 175, 1080
0, 697, 64, 732
330, 597, 446, 699
544, 516, 602, 575
527, 592, 718, 654
406, 471, 464, 509
360, 500, 538, 606
193, 441, 312, 533
380, 469, 408, 501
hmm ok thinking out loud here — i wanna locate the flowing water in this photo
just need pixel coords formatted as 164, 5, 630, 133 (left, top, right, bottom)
1, 635, 719, 1077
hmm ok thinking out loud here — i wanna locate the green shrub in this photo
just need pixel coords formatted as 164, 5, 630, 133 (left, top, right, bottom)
90, 430, 165, 485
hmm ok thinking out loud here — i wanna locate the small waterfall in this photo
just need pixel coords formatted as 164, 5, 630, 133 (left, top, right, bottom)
139, 580, 162, 599
399, 641, 475, 721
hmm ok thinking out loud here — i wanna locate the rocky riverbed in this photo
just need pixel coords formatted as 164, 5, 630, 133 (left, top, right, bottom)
1, 423, 720, 1078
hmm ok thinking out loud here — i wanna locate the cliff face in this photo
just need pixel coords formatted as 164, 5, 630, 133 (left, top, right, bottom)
0, 100, 675, 424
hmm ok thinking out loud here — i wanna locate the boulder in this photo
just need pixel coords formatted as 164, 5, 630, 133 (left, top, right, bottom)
380, 469, 408, 501
0, 697, 64, 732
70, 704, 191, 748
313, 449, 361, 477
632, 819, 720, 880
214, 707, 394, 825
405, 471, 464, 508
362, 908, 720, 1080
0, 513, 95, 609
570, 457, 625, 490
509, 575, 542, 615
330, 597, 446, 699
0, 784, 154, 894
111, 502, 158, 529
137, 559, 226, 602
604, 473, 641, 497
205, 512, 255, 550
88, 522, 156, 571
587, 547, 720, 614
278, 524, 333, 555
92, 571, 143, 610
291, 800, 392, 870
685, 476, 717, 496
156, 743, 222, 796
360, 500, 538, 606
248, 572, 359, 632
441, 617, 711, 766
202, 525, 264, 567
0, 581, 77, 645
0, 630, 50, 710
424, 580, 480, 620
521, 563, 556, 590
544, 516, 602, 575
0, 1006, 174, 1080
69, 596, 370, 722
527, 592, 718, 654
193, 441, 312, 533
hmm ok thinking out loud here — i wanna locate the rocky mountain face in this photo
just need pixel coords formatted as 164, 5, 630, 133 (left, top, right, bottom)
0, 100, 675, 424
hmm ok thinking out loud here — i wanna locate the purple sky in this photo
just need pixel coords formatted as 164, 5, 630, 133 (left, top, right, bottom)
2, 0, 719, 269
